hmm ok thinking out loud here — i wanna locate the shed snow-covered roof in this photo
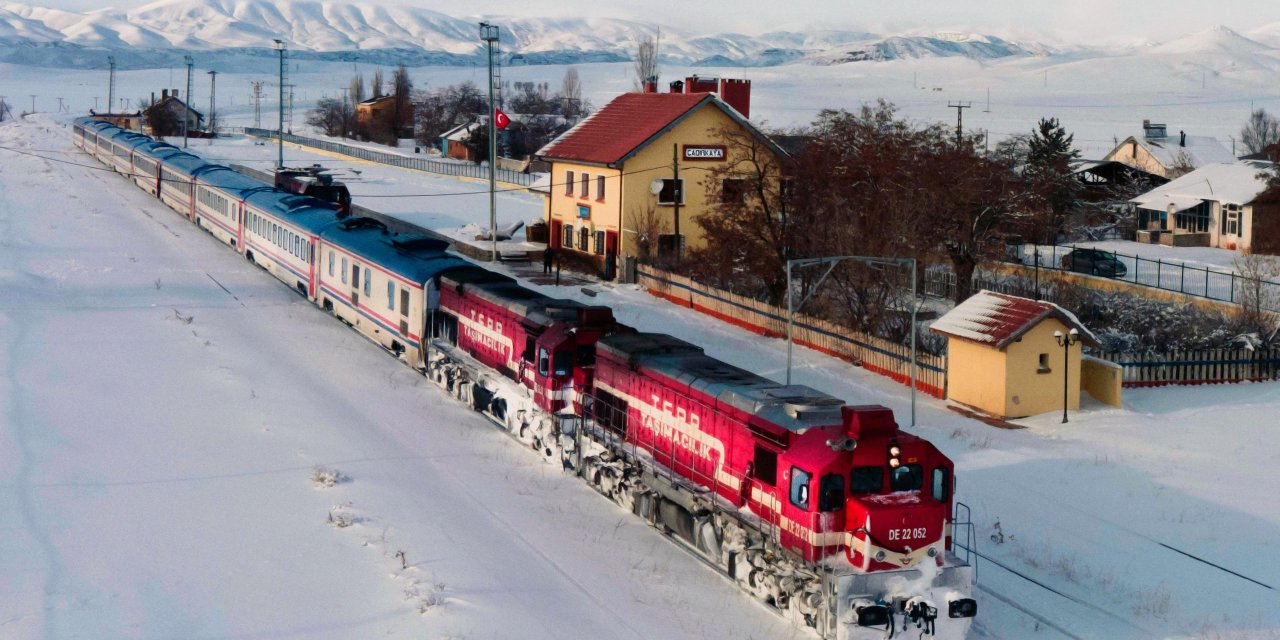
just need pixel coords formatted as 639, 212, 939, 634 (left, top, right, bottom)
930, 290, 1098, 349
1107, 134, 1235, 169
1131, 161, 1273, 209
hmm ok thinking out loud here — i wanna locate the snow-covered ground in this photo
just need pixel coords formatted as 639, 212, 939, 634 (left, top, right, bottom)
0, 115, 799, 640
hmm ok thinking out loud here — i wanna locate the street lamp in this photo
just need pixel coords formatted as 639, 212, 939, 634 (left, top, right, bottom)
1053, 327, 1080, 424
786, 255, 920, 427
479, 22, 500, 263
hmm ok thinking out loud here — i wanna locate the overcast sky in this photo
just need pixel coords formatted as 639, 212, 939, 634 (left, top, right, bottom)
29, 0, 1280, 45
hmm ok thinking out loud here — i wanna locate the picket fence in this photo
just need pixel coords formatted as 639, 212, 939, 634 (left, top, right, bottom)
636, 267, 947, 398
1096, 348, 1280, 387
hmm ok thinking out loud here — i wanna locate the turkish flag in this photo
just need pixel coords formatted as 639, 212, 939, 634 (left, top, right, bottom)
494, 108, 511, 130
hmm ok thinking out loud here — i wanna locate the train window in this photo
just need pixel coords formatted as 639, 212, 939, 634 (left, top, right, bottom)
789, 466, 812, 510
932, 467, 950, 502
575, 344, 596, 366
537, 347, 550, 377
341, 257, 348, 283
890, 464, 924, 493
400, 289, 409, 317
850, 466, 883, 494
387, 281, 395, 310
328, 251, 334, 277
363, 268, 371, 296
553, 351, 572, 377
819, 474, 845, 512
753, 445, 777, 487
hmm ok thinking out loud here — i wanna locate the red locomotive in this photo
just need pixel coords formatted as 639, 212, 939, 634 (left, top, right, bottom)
275, 164, 352, 216
428, 291, 976, 638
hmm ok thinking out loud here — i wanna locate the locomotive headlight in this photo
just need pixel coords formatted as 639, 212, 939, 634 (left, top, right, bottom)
889, 458, 901, 468
889, 446, 901, 457
874, 550, 886, 562
927, 546, 938, 558
948, 597, 978, 619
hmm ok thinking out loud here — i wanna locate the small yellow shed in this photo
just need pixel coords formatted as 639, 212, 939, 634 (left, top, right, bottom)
930, 291, 1099, 420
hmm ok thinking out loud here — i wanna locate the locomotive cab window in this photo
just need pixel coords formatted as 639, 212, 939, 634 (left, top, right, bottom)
753, 445, 778, 487
819, 474, 846, 511
575, 344, 596, 367
789, 466, 812, 510
537, 347, 550, 377
522, 337, 536, 363
932, 467, 950, 502
890, 464, 924, 492
850, 466, 883, 494
553, 351, 572, 377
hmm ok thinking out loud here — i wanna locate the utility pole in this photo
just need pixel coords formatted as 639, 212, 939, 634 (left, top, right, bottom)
480, 22, 500, 262
672, 143, 682, 265
207, 70, 217, 136
93, 96, 99, 110
56, 97, 66, 113
251, 81, 264, 129
948, 101, 972, 148
274, 39, 287, 169
107, 55, 116, 115
183, 55, 193, 148
340, 87, 349, 138
30, 95, 36, 114
984, 87, 990, 113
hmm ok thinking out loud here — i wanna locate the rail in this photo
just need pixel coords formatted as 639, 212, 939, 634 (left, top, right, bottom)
242, 127, 536, 186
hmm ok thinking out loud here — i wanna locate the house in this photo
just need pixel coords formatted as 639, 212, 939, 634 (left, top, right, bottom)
1130, 161, 1273, 250
143, 89, 203, 137
535, 77, 786, 279
356, 96, 412, 137
88, 111, 144, 132
1103, 120, 1235, 178
930, 291, 1105, 420
439, 121, 482, 161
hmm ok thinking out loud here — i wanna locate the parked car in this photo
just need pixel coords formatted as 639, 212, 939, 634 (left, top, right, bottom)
1061, 248, 1127, 278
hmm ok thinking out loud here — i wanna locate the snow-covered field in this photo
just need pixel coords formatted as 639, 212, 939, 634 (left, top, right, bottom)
0, 116, 800, 640
5, 43, 1280, 637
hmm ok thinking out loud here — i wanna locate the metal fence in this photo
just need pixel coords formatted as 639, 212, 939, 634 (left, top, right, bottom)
637, 266, 947, 398
1094, 348, 1280, 387
242, 127, 535, 186
1008, 244, 1280, 311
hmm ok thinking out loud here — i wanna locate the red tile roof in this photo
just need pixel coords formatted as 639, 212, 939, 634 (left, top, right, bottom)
930, 290, 1098, 349
537, 92, 713, 166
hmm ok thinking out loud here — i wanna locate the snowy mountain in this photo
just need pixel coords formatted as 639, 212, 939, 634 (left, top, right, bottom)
0, 0, 1059, 67
1, 0, 1277, 71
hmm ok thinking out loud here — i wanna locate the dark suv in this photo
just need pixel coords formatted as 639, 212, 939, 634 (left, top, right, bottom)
1061, 248, 1127, 278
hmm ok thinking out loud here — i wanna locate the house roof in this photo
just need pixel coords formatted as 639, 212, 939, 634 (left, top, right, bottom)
358, 96, 396, 107
930, 290, 1098, 349
1106, 134, 1235, 169
147, 95, 203, 120
1131, 161, 1274, 209
536, 92, 786, 167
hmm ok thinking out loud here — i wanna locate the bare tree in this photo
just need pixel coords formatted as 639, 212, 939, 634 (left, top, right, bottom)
1241, 108, 1280, 156
627, 203, 671, 264
306, 97, 345, 136
349, 73, 365, 105
633, 35, 659, 90
371, 69, 385, 99
391, 64, 413, 138
1232, 250, 1280, 345
1167, 149, 1197, 179
561, 67, 585, 118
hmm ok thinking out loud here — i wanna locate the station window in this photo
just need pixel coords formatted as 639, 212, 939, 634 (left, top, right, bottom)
579, 173, 589, 198
1038, 353, 1051, 373
596, 175, 605, 201
563, 224, 574, 249
579, 226, 589, 251
564, 170, 574, 195
658, 179, 684, 205
789, 466, 812, 510
594, 230, 605, 255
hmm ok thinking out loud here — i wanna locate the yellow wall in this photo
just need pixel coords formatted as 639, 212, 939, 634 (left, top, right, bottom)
1004, 319, 1081, 418
547, 161, 624, 255
946, 337, 1008, 418
546, 100, 781, 261
1081, 355, 1123, 407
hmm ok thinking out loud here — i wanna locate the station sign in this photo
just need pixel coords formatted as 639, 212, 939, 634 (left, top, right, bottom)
682, 145, 726, 161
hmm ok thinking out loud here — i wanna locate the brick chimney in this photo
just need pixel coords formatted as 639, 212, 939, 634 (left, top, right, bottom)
642, 76, 658, 93
162, 89, 168, 99
674, 75, 751, 118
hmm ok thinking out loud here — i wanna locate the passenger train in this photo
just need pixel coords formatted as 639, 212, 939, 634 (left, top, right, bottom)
72, 117, 977, 639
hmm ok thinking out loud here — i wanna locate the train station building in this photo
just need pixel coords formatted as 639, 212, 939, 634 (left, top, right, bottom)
535, 77, 787, 279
